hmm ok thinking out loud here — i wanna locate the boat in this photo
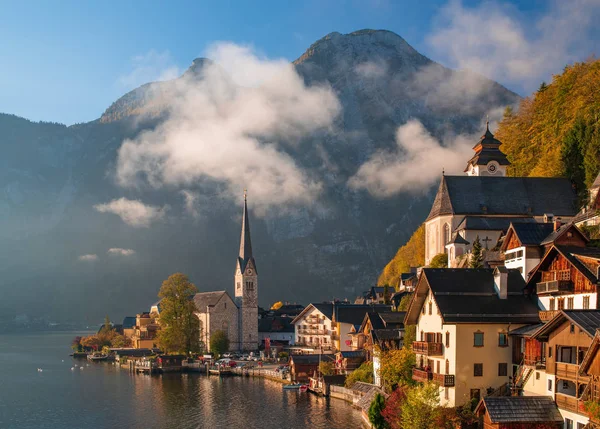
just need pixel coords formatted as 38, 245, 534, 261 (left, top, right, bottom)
283, 383, 303, 390
87, 353, 109, 361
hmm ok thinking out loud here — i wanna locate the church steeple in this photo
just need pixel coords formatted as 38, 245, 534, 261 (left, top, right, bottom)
237, 190, 256, 274
464, 122, 510, 176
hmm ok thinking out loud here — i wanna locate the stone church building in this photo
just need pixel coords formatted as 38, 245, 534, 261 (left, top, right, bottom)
425, 123, 579, 266
193, 194, 259, 352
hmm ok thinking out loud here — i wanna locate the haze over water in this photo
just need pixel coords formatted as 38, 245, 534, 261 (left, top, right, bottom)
0, 332, 362, 429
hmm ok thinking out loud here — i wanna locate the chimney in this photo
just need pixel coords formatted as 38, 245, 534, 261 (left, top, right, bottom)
554, 217, 562, 231
494, 267, 508, 299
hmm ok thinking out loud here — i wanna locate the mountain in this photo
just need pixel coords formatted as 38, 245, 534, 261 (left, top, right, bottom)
0, 30, 519, 324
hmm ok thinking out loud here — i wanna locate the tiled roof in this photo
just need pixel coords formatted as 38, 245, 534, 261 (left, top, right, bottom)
510, 222, 556, 246
454, 216, 535, 233
334, 304, 392, 325
534, 310, 600, 340
406, 269, 540, 325
476, 396, 563, 423
379, 312, 405, 327
426, 176, 577, 221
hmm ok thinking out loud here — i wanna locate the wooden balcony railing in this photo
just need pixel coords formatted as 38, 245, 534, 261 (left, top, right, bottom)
555, 392, 586, 415
539, 310, 559, 321
413, 341, 443, 356
556, 362, 589, 382
523, 356, 546, 369
536, 280, 572, 294
412, 368, 433, 383
432, 373, 455, 387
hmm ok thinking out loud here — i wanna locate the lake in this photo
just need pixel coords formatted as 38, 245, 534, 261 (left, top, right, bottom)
0, 332, 363, 429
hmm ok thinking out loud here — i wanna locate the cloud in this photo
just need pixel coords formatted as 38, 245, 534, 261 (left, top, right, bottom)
94, 198, 168, 227
78, 254, 98, 262
427, 0, 600, 93
114, 42, 340, 215
348, 120, 473, 196
355, 60, 388, 79
118, 50, 181, 90
180, 190, 200, 218
107, 248, 136, 256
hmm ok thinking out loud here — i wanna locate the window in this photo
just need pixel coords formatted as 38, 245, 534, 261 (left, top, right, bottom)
445, 332, 450, 348
549, 298, 555, 311
549, 347, 552, 358
498, 333, 508, 347
536, 372, 540, 380
567, 297, 574, 309
474, 363, 483, 377
422, 306, 426, 315
558, 298, 565, 310
570, 323, 575, 334
548, 379, 552, 391
436, 360, 440, 374
474, 332, 484, 347
428, 302, 432, 315
579, 423, 587, 429
584, 296, 590, 309
246, 281, 254, 291
237, 282, 241, 290
444, 223, 451, 245
565, 418, 573, 429
498, 363, 507, 376
444, 387, 449, 400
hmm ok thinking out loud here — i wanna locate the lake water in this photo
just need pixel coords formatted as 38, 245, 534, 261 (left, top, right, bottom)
0, 332, 363, 429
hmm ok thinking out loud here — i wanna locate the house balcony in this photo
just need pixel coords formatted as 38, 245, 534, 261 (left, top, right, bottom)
536, 280, 573, 295
413, 341, 443, 356
539, 310, 560, 322
432, 373, 455, 387
523, 356, 546, 369
555, 392, 586, 415
556, 362, 589, 382
412, 368, 433, 383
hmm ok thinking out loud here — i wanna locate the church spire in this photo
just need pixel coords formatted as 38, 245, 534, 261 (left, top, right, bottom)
239, 190, 253, 261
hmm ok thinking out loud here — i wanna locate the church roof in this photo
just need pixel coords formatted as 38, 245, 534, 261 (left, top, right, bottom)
238, 193, 257, 274
193, 291, 236, 311
426, 176, 577, 221
464, 124, 511, 171
454, 216, 536, 234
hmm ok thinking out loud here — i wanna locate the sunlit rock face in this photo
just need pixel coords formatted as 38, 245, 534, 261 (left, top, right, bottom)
0, 30, 518, 323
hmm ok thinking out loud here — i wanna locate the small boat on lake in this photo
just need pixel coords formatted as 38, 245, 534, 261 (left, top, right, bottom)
87, 353, 109, 362
283, 383, 303, 390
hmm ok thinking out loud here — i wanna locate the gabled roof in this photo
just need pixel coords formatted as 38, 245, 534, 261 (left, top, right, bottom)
379, 312, 405, 327
508, 323, 544, 337
454, 216, 535, 233
405, 269, 540, 325
465, 124, 511, 171
475, 396, 563, 424
291, 303, 334, 325
426, 176, 577, 221
540, 222, 589, 246
526, 245, 600, 290
580, 329, 600, 375
533, 310, 600, 341
122, 316, 136, 329
258, 316, 294, 333
502, 222, 556, 250
447, 232, 470, 245
193, 291, 236, 312
400, 273, 416, 281
334, 304, 392, 325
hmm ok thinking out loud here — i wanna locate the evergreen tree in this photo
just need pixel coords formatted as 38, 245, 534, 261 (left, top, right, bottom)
470, 236, 484, 268
369, 393, 389, 429
537, 81, 548, 92
561, 117, 587, 199
383, 284, 391, 305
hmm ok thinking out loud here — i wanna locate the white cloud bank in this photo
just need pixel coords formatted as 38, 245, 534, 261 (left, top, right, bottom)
428, 0, 600, 93
108, 248, 136, 256
348, 120, 473, 196
94, 198, 168, 228
78, 254, 98, 262
114, 43, 341, 215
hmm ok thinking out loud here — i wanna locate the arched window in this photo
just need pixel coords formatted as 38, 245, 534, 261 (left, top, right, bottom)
444, 223, 451, 245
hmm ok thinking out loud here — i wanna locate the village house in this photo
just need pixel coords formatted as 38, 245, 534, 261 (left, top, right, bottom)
528, 310, 600, 428
474, 396, 563, 429
425, 123, 578, 266
289, 354, 335, 382
578, 329, 600, 428
574, 172, 600, 228
404, 267, 540, 407
130, 312, 160, 349
258, 315, 295, 347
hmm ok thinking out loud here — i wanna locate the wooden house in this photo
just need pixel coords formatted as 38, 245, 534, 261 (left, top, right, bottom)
156, 355, 186, 373
578, 329, 600, 428
289, 354, 334, 382
474, 396, 563, 429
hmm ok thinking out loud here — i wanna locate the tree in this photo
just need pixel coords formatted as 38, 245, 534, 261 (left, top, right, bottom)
369, 393, 389, 429
403, 325, 416, 350
401, 382, 441, 429
319, 361, 335, 376
383, 284, 391, 305
210, 330, 230, 358
100, 315, 112, 334
345, 361, 374, 387
429, 253, 448, 268
382, 386, 408, 429
379, 225, 425, 287
378, 348, 416, 391
469, 236, 484, 268
270, 301, 284, 310
397, 294, 412, 311
156, 273, 200, 354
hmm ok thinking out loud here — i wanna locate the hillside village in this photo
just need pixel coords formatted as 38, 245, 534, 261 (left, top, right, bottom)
79, 119, 600, 429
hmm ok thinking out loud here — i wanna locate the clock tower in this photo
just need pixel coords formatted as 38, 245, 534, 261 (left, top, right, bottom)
235, 191, 259, 351
464, 121, 510, 177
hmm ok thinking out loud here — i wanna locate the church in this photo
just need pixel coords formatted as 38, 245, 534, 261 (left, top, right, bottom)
425, 123, 579, 266
193, 193, 259, 352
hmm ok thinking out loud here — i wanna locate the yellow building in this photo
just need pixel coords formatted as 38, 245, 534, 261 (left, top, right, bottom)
405, 267, 540, 407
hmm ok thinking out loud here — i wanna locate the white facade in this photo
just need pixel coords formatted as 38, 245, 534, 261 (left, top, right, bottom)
466, 160, 507, 177
537, 293, 598, 311
504, 245, 541, 280
293, 306, 335, 351
259, 331, 295, 345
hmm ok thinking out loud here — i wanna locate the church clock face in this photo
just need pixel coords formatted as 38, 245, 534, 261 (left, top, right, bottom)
247, 268, 253, 275
487, 162, 498, 174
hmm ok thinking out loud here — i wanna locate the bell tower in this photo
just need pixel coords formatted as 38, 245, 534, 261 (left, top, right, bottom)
464, 121, 510, 176
234, 191, 258, 351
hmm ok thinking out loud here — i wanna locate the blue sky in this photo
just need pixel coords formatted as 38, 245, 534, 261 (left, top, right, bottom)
0, 0, 597, 125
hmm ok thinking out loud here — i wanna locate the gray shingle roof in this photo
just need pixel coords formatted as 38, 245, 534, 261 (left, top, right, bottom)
510, 222, 556, 246
540, 222, 588, 245
454, 216, 535, 233
563, 310, 600, 337
193, 291, 235, 311
122, 316, 136, 329
477, 396, 563, 423
334, 304, 392, 325
427, 176, 577, 221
